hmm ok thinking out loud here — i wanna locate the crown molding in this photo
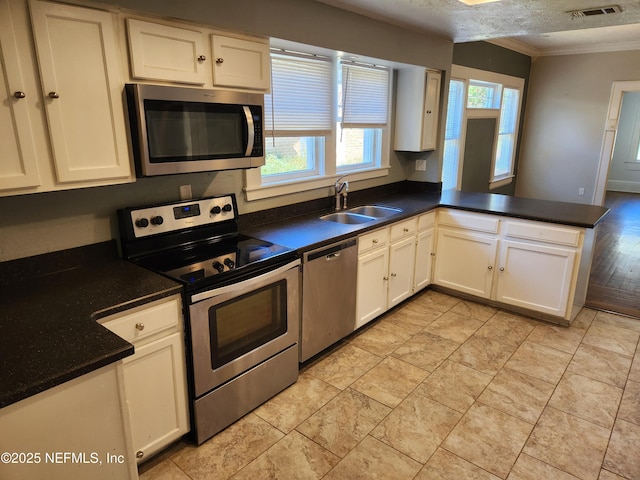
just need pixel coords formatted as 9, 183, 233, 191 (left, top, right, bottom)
487, 36, 640, 58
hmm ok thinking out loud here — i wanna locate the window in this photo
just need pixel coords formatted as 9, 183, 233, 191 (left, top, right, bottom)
495, 87, 520, 179
442, 79, 465, 190
262, 52, 332, 183
338, 62, 389, 171
441, 66, 524, 190
245, 45, 391, 201
467, 80, 500, 109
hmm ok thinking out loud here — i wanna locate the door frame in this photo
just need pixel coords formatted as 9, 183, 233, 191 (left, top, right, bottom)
593, 80, 640, 205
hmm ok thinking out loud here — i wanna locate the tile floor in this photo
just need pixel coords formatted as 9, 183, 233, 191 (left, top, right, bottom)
139, 290, 640, 480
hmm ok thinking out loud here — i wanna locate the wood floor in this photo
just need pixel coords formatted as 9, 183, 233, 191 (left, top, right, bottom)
585, 191, 640, 319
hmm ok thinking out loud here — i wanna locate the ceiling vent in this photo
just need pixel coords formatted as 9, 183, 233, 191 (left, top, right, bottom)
568, 5, 622, 18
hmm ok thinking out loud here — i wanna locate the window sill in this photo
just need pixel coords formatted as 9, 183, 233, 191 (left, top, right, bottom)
489, 175, 514, 190
625, 162, 640, 171
244, 167, 390, 201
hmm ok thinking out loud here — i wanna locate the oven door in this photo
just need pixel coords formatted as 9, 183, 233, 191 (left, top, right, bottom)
188, 259, 300, 398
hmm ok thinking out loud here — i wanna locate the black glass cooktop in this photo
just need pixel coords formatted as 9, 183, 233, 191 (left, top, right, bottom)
134, 234, 295, 290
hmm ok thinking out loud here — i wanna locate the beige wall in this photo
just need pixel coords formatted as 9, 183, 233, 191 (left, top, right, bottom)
0, 0, 453, 262
515, 49, 640, 204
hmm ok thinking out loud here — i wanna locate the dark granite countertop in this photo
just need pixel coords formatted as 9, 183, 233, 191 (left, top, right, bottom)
0, 241, 181, 409
243, 185, 609, 253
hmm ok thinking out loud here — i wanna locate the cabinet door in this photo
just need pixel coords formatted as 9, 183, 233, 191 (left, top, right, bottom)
356, 246, 389, 329
122, 331, 189, 463
211, 35, 270, 91
0, 0, 40, 190
414, 227, 435, 293
420, 70, 441, 150
127, 18, 209, 85
388, 235, 416, 308
496, 240, 577, 317
30, 1, 132, 183
433, 228, 498, 298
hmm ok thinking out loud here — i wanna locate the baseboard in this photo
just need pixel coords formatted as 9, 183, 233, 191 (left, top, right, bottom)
606, 180, 640, 193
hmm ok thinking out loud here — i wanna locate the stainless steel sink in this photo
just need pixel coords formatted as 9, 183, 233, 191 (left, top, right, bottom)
348, 205, 402, 218
320, 212, 377, 224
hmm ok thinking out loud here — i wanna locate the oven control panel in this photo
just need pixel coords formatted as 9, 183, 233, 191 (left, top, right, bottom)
127, 195, 236, 238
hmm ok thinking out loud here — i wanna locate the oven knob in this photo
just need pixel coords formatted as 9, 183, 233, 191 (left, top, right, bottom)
223, 258, 235, 269
222, 204, 232, 212
150, 216, 164, 225
213, 261, 225, 273
135, 218, 149, 228
210, 206, 222, 215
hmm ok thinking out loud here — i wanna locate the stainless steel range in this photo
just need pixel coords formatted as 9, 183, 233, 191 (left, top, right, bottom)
118, 194, 300, 444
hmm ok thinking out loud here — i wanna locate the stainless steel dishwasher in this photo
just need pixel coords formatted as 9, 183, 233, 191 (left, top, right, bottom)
300, 238, 358, 362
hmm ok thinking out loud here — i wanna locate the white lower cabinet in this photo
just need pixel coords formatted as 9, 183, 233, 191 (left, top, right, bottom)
356, 227, 389, 329
433, 209, 583, 321
356, 215, 431, 329
495, 226, 579, 317
414, 212, 436, 292
387, 218, 418, 308
0, 365, 138, 480
433, 228, 498, 298
100, 295, 189, 464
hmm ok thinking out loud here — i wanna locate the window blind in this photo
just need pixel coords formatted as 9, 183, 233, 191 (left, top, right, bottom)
341, 62, 389, 127
265, 52, 332, 132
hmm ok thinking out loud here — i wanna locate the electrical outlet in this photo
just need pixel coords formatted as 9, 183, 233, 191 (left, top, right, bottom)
180, 184, 192, 200
415, 159, 427, 171
578, 187, 585, 196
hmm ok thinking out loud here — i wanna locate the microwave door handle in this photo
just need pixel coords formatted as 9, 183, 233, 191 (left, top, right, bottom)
243, 106, 254, 157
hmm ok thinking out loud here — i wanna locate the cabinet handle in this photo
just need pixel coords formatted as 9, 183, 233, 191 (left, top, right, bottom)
500, 267, 505, 271
48, 91, 59, 99
488, 265, 493, 270
426, 110, 432, 114
403, 228, 409, 233
13, 91, 26, 99
383, 276, 389, 281
390, 273, 397, 277
430, 252, 436, 256
197, 54, 207, 62
135, 322, 145, 331
372, 239, 379, 244
136, 451, 144, 459
216, 57, 224, 64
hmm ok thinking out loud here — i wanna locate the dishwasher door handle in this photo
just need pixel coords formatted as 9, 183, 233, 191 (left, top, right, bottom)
326, 252, 341, 260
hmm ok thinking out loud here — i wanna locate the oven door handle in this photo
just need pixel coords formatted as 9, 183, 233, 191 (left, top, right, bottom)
190, 259, 300, 304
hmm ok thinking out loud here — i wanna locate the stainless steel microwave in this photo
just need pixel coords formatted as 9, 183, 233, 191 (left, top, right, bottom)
125, 84, 264, 177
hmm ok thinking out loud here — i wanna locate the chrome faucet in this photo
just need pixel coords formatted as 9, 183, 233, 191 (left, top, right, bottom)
334, 175, 349, 211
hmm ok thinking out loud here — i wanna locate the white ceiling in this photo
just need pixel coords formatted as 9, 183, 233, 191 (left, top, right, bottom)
314, 0, 640, 56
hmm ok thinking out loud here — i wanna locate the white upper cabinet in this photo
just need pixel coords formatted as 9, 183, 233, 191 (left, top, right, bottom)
394, 68, 441, 151
211, 35, 270, 91
0, 0, 40, 190
127, 18, 210, 85
124, 18, 270, 92
30, 0, 132, 183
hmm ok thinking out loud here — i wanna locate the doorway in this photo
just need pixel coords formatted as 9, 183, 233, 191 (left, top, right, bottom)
586, 81, 640, 319
585, 191, 640, 318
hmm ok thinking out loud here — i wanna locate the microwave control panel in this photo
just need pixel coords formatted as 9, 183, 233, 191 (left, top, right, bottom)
127, 195, 236, 238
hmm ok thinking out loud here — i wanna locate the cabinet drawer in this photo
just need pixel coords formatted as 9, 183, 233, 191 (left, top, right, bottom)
390, 218, 417, 242
100, 296, 182, 343
358, 227, 389, 254
417, 211, 436, 231
438, 209, 499, 234
505, 221, 581, 247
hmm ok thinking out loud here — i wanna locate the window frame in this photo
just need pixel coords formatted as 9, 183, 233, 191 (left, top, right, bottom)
447, 65, 525, 190
244, 44, 392, 202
